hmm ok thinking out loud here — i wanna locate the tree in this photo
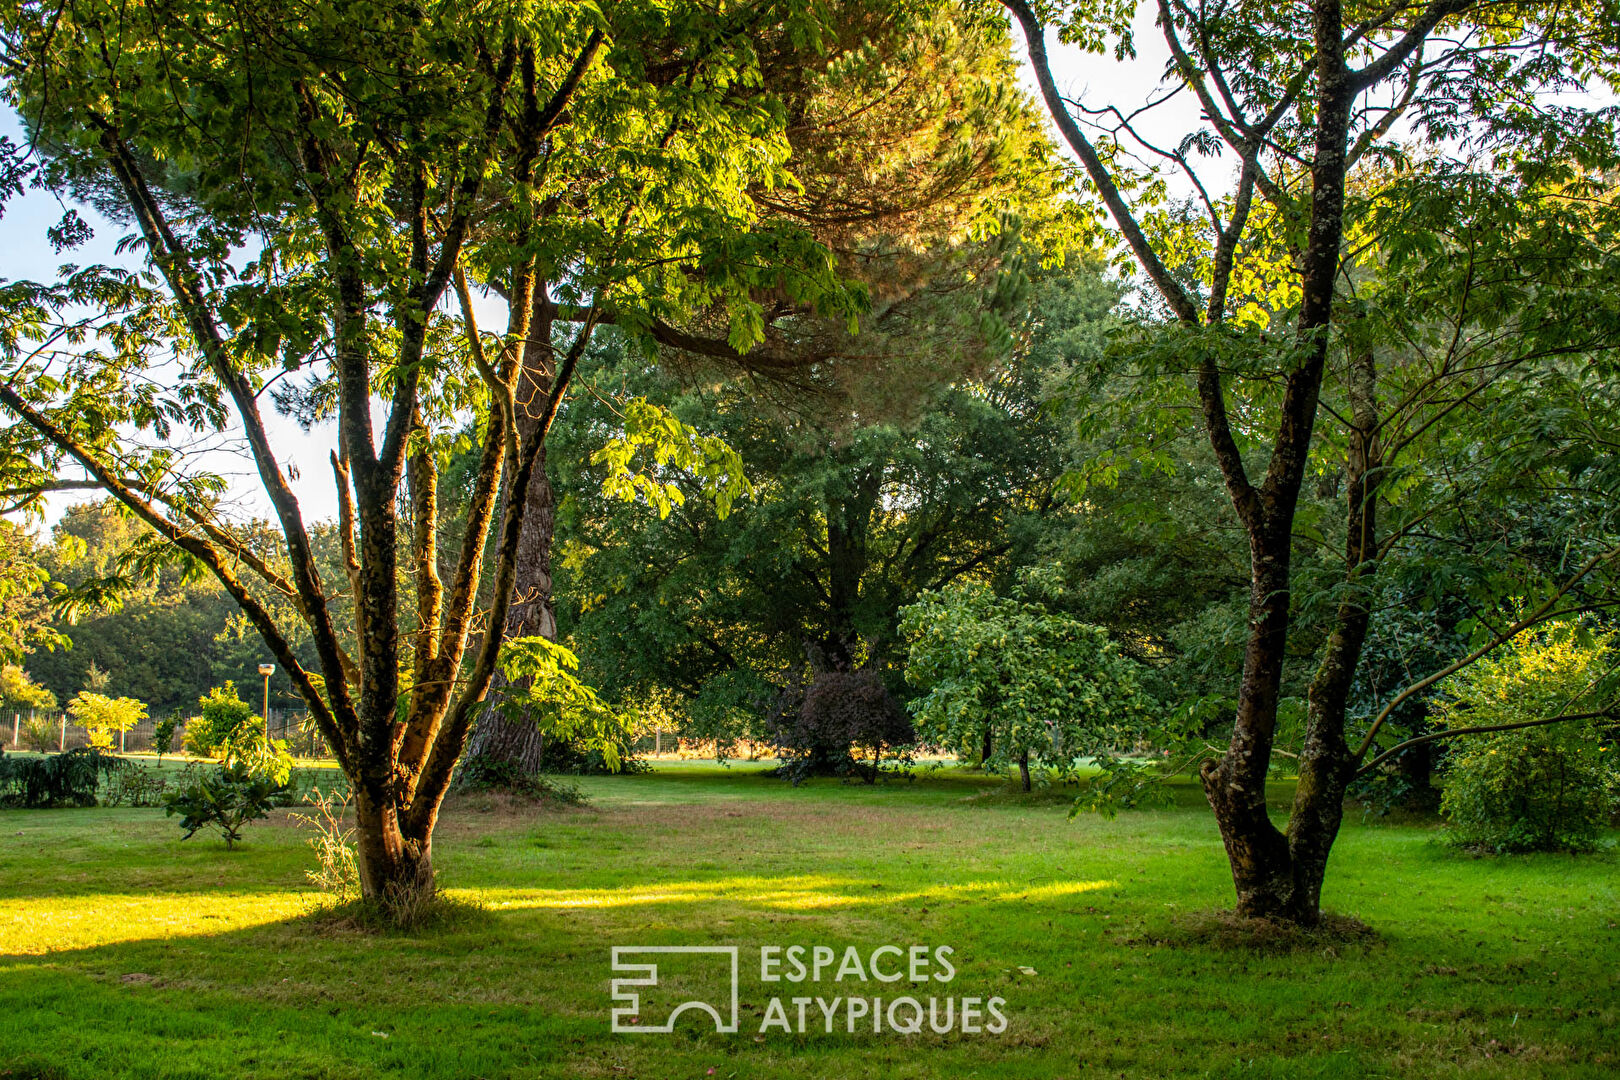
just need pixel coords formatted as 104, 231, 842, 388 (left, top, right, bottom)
0, 518, 66, 662
900, 575, 1153, 791
65, 691, 146, 750
462, 0, 1067, 776
1005, 0, 1620, 923
0, 0, 880, 902
552, 256, 1115, 751
0, 662, 55, 713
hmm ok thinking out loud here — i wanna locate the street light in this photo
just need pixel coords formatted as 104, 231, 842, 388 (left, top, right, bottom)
258, 663, 275, 740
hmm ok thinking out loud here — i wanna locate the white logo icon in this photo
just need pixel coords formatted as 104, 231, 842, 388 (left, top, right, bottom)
610, 946, 740, 1034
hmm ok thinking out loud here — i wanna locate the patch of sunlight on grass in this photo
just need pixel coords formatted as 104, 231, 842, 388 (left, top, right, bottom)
992, 881, 1115, 902
1, 891, 311, 955
485, 875, 1116, 912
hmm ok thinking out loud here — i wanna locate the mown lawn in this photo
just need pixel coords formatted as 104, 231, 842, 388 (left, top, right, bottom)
1, 764, 1616, 1079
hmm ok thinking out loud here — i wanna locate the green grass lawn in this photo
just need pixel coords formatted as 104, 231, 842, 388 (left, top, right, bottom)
2, 764, 1617, 1079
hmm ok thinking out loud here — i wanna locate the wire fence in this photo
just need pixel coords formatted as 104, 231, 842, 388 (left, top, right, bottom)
3, 708, 328, 758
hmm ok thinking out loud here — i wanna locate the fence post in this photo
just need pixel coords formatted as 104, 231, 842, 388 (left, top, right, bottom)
59, 713, 66, 752
10, 713, 16, 748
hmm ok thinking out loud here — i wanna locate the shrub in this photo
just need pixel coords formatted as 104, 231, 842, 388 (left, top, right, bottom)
453, 756, 588, 804
0, 747, 123, 808
17, 715, 58, 752
184, 683, 255, 758
1439, 621, 1617, 853
101, 762, 168, 807
221, 722, 295, 787
163, 762, 278, 849
766, 667, 914, 785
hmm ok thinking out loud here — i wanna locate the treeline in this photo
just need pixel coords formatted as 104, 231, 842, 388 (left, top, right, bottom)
6, 506, 322, 716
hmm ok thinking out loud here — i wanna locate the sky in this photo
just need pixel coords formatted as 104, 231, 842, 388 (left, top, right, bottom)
0, 6, 1224, 533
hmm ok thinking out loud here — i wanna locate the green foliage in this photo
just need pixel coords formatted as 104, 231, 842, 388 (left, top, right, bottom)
24, 502, 323, 717
0, 746, 122, 808
185, 683, 255, 759
553, 257, 1117, 739
0, 663, 56, 712
101, 762, 168, 807
151, 710, 180, 760
162, 763, 278, 849
593, 398, 751, 521
490, 638, 629, 773
682, 670, 776, 761
0, 519, 68, 662
900, 573, 1155, 793
1439, 622, 1618, 853
222, 728, 296, 788
65, 691, 146, 749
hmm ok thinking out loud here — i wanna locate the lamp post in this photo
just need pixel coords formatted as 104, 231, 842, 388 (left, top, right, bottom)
258, 663, 275, 741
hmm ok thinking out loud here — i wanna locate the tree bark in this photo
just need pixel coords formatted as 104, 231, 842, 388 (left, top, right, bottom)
1018, 750, 1031, 793
459, 291, 562, 777
1198, 0, 1358, 925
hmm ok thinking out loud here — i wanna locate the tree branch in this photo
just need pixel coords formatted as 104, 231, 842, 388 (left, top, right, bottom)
1357, 710, 1613, 777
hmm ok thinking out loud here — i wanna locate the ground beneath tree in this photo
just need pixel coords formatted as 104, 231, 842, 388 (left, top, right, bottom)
1, 763, 1616, 1078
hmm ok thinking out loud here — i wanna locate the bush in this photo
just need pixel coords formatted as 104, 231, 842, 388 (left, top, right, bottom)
17, 715, 58, 753
184, 683, 255, 758
102, 762, 168, 807
1439, 621, 1617, 853
766, 667, 914, 785
163, 762, 278, 849
0, 747, 123, 808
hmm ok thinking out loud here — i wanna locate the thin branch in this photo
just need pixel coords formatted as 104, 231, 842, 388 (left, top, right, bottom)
1357, 710, 1613, 777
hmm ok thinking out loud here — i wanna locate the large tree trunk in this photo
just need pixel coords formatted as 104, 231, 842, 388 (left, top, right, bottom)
354, 786, 433, 900
458, 444, 557, 773
459, 293, 560, 777
1199, 1, 1359, 925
